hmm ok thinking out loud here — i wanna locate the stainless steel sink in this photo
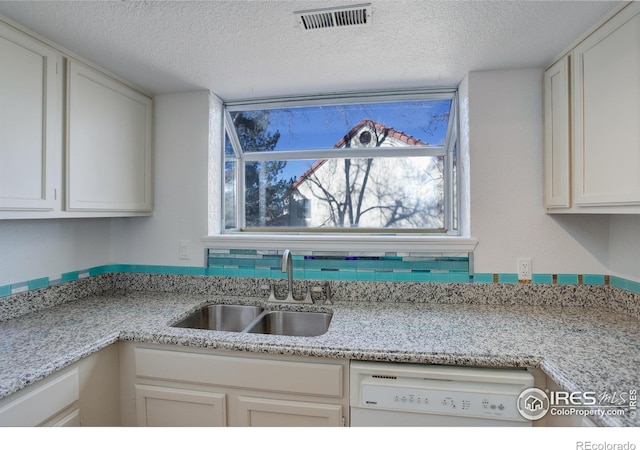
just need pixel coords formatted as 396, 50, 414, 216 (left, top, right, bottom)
172, 304, 264, 332
245, 310, 332, 337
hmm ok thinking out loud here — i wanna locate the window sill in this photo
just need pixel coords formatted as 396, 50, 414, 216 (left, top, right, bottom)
201, 234, 478, 254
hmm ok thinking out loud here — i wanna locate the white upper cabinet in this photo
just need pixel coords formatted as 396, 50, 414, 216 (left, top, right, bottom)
0, 16, 153, 219
0, 21, 60, 212
66, 60, 152, 212
545, 3, 640, 213
543, 55, 571, 209
572, 3, 640, 207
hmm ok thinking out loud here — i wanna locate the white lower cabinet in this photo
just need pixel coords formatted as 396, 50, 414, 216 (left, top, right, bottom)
120, 343, 349, 427
0, 345, 120, 426
0, 369, 79, 426
542, 376, 600, 427
45, 408, 82, 427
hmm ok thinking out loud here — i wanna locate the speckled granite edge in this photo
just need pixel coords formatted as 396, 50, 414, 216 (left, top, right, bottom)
0, 274, 113, 322
2, 272, 639, 322
118, 330, 543, 368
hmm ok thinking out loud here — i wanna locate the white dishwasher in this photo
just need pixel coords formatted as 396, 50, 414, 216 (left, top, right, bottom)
350, 361, 534, 426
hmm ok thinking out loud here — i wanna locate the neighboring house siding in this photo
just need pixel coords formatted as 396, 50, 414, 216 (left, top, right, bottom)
289, 120, 444, 229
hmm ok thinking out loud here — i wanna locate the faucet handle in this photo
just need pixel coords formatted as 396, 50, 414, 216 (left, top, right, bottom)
312, 283, 332, 305
267, 284, 285, 302
303, 285, 314, 304
324, 282, 332, 305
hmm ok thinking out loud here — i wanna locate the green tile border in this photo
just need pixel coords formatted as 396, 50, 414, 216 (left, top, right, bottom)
498, 273, 519, 284
472, 273, 494, 284
583, 274, 605, 285
611, 276, 640, 295
532, 274, 553, 284
556, 274, 579, 285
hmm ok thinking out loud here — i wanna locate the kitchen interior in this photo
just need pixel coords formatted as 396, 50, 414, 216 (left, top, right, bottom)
0, 0, 639, 446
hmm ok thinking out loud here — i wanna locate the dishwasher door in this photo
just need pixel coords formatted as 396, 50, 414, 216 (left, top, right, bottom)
350, 361, 534, 427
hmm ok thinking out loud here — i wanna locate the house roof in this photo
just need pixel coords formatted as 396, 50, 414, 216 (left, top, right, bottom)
290, 119, 427, 190
332, 119, 427, 148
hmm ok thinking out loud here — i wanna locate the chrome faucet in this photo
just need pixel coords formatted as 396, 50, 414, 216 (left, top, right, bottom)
281, 249, 296, 302
268, 249, 313, 303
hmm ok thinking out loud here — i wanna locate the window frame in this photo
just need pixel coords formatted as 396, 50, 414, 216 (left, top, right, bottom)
221, 88, 461, 237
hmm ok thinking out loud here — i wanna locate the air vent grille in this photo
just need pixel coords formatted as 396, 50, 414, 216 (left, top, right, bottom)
296, 4, 371, 31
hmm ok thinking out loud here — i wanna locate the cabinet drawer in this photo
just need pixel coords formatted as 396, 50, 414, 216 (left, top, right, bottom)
135, 348, 343, 398
0, 369, 79, 426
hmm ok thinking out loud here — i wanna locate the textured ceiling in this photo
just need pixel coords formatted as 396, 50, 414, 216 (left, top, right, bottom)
0, 1, 621, 100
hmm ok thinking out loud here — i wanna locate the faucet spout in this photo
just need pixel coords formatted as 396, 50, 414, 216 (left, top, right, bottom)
267, 249, 312, 304
282, 249, 294, 301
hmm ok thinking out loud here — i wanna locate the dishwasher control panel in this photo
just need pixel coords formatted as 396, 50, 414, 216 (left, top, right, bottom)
360, 384, 522, 421
350, 361, 534, 424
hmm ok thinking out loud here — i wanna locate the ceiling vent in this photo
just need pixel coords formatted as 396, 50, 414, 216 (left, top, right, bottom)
295, 3, 372, 31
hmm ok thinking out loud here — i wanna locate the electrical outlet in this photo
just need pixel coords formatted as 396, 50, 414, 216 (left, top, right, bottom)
517, 258, 532, 281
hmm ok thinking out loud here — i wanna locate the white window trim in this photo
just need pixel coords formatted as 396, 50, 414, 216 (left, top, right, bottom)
202, 234, 478, 254
207, 89, 475, 255
224, 90, 459, 233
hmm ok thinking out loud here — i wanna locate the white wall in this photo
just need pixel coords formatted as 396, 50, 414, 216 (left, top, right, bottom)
0, 219, 111, 286
110, 91, 212, 267
1, 73, 623, 286
467, 69, 610, 275
609, 216, 640, 282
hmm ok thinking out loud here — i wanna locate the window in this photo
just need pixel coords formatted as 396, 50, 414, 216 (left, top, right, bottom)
223, 90, 458, 234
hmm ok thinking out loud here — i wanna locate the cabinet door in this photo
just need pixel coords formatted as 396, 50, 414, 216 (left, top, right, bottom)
543, 55, 571, 209
237, 396, 343, 427
0, 21, 59, 211
572, 3, 640, 206
66, 60, 152, 212
135, 385, 226, 427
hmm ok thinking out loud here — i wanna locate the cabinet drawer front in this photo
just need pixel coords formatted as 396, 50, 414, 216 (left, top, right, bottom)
0, 369, 79, 426
135, 347, 343, 398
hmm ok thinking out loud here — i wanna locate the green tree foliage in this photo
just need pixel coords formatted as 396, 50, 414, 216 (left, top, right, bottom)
232, 111, 292, 227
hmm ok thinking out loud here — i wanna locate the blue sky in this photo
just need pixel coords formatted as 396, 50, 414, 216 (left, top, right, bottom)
264, 99, 452, 150
231, 98, 452, 182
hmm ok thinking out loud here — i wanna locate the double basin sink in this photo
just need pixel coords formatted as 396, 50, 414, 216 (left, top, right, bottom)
172, 304, 332, 337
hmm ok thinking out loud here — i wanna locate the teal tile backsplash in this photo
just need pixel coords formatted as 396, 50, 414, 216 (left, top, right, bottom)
207, 249, 470, 282
0, 250, 638, 299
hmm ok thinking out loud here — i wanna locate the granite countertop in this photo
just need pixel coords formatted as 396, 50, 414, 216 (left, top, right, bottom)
0, 290, 639, 427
